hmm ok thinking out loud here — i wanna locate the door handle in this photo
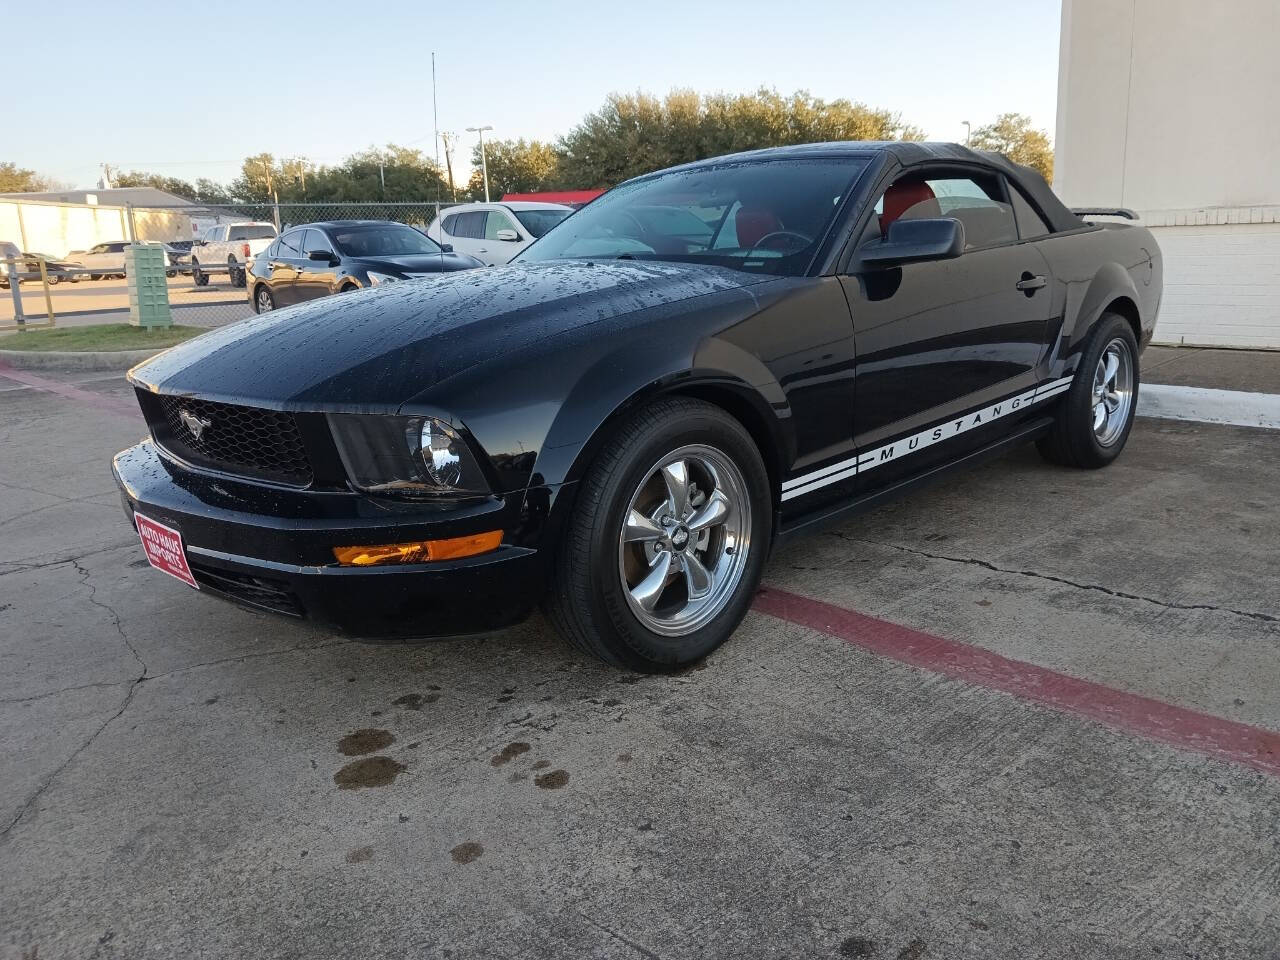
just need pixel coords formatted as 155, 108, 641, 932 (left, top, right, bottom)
1016, 273, 1047, 293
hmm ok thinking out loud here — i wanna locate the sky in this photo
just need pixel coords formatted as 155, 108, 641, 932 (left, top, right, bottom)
8, 0, 1062, 190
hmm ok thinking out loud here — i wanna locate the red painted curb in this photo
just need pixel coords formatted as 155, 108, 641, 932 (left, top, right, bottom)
0, 361, 138, 419
753, 586, 1280, 778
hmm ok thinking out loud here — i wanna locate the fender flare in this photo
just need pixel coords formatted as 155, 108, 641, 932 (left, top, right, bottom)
1066, 261, 1142, 353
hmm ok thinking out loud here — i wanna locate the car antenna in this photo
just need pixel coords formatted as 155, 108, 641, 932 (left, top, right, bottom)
433, 51, 442, 267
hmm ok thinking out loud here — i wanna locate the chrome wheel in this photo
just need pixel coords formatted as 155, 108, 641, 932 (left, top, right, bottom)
256, 287, 273, 312
1091, 338, 1134, 446
617, 444, 751, 637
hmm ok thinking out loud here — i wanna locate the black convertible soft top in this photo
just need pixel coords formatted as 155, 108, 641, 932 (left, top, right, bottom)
666, 141, 1085, 235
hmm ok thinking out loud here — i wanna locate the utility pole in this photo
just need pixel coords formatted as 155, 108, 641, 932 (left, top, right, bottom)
379, 155, 386, 199
466, 125, 493, 202
259, 158, 280, 231
962, 120, 971, 147
440, 132, 458, 201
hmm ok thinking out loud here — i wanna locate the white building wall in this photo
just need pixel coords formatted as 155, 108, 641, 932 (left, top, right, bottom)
1055, 0, 1280, 348
0, 200, 193, 259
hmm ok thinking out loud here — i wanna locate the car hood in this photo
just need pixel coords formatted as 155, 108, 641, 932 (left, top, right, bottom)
129, 259, 773, 410
350, 253, 481, 273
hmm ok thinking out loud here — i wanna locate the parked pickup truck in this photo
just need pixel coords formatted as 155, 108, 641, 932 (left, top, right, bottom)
191, 222, 277, 288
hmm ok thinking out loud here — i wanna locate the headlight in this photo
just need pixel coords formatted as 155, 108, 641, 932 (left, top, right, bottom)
328, 414, 490, 497
366, 271, 399, 286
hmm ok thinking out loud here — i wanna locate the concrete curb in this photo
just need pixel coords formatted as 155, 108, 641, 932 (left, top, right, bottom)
1138, 383, 1280, 430
0, 347, 163, 372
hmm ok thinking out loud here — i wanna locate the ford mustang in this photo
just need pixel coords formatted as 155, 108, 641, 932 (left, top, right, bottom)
114, 142, 1162, 671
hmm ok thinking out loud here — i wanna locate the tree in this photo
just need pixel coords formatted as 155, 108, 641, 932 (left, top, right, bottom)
555, 88, 925, 189
970, 113, 1054, 183
113, 170, 200, 201
465, 138, 560, 201
0, 162, 67, 193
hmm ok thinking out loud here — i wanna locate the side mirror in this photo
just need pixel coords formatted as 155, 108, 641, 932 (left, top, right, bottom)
308, 249, 337, 263
860, 217, 964, 267
495, 229, 520, 242
439, 243, 454, 253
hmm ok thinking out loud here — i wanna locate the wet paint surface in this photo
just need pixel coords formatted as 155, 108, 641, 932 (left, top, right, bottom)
129, 260, 771, 410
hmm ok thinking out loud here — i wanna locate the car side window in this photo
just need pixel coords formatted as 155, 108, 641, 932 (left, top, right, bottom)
277, 230, 305, 258
440, 214, 458, 236
110, 242, 128, 252
301, 229, 335, 256
1009, 185, 1051, 240
263, 239, 280, 258
454, 212, 486, 239
872, 170, 1016, 251
485, 210, 518, 240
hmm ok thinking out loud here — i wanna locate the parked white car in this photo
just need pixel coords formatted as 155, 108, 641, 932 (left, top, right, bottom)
73, 240, 131, 280
191, 222, 277, 287
425, 202, 571, 265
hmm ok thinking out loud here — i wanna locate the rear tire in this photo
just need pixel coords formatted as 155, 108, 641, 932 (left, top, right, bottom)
1037, 312, 1139, 469
544, 398, 771, 672
229, 257, 245, 288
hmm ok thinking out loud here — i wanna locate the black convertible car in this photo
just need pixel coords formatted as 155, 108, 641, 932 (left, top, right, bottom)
115, 142, 1161, 671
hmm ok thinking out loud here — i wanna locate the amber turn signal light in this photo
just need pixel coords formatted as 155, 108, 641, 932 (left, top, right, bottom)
333, 530, 502, 566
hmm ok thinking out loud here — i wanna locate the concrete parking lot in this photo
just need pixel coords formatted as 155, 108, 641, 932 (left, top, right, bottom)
1, 275, 251, 330
1, 362, 1278, 959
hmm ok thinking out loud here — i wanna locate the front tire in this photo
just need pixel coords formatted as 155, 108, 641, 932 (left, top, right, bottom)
545, 398, 771, 672
253, 285, 274, 313
192, 260, 208, 286
1037, 312, 1139, 468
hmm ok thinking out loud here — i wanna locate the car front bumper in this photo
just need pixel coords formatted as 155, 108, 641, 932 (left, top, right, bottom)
112, 440, 545, 639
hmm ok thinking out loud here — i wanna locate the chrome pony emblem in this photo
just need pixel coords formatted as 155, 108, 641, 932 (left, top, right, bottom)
178, 408, 212, 441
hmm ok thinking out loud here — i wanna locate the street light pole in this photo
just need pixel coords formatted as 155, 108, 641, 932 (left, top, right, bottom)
466, 125, 494, 202
962, 120, 971, 147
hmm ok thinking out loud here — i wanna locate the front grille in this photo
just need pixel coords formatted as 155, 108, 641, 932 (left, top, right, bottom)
139, 392, 314, 487
188, 561, 304, 618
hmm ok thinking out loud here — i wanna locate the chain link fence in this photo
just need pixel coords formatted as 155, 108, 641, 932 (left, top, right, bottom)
2, 201, 470, 331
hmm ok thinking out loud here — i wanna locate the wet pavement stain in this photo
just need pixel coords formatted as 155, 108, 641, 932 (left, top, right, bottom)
392, 693, 427, 710
839, 936, 879, 958
534, 769, 569, 790
451, 841, 484, 864
338, 728, 395, 756
531, 759, 551, 770
617, 752, 633, 763
345, 845, 374, 864
490, 742, 531, 767
896, 940, 928, 960
333, 756, 405, 789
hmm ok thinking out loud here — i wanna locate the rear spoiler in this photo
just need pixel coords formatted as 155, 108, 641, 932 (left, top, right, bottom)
1071, 207, 1138, 220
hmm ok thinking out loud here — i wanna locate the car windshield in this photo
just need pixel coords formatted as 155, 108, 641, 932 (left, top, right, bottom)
331, 224, 443, 258
513, 208, 570, 238
517, 157, 869, 275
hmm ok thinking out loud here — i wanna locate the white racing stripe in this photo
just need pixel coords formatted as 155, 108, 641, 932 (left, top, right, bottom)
781, 374, 1077, 501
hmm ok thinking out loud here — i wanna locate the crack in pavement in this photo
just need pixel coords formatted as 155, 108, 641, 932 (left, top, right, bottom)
71, 559, 148, 679
0, 539, 139, 577
0, 682, 140, 844
831, 532, 1279, 625
0, 554, 356, 843
139, 637, 360, 684
0, 679, 131, 706
0, 560, 154, 844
